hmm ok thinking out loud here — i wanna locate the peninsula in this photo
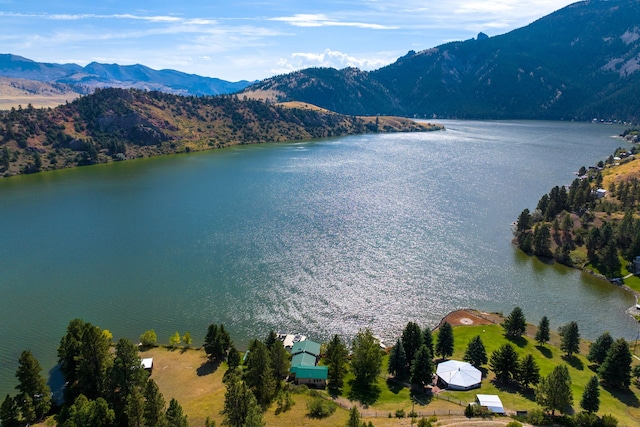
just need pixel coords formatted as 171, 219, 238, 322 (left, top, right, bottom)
0, 88, 442, 178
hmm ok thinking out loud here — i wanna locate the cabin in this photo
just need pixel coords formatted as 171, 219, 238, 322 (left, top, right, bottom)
289, 365, 328, 388
141, 358, 153, 372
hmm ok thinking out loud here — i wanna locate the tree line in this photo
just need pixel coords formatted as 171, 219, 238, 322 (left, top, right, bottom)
515, 145, 640, 277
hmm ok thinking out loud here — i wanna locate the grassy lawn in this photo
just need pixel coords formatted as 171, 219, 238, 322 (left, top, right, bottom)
138, 323, 640, 426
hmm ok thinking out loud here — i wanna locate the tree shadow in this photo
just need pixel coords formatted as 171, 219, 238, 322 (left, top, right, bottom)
411, 390, 433, 406
561, 355, 584, 371
327, 387, 342, 398
535, 345, 552, 359
479, 367, 489, 378
386, 378, 405, 395
506, 335, 528, 348
196, 359, 221, 376
602, 384, 640, 407
519, 387, 536, 402
347, 379, 381, 406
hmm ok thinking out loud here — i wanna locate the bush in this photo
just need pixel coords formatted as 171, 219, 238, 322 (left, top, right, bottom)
139, 329, 157, 347
506, 422, 523, 427
528, 409, 550, 426
395, 409, 405, 418
306, 397, 336, 418
601, 414, 618, 427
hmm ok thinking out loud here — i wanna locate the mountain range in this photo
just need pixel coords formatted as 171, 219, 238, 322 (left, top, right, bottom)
242, 0, 640, 122
0, 54, 253, 96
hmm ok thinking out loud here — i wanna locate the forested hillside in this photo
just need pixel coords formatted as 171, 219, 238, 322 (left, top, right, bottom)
0, 88, 437, 177
514, 143, 640, 280
243, 0, 640, 122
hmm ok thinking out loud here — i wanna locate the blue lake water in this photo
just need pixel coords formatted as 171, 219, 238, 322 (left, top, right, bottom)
0, 119, 637, 395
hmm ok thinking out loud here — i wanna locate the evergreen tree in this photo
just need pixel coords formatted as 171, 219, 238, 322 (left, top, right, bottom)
536, 364, 573, 416
347, 406, 362, 427
226, 344, 241, 371
244, 340, 276, 406
182, 332, 192, 347
463, 335, 487, 368
401, 322, 423, 367
580, 375, 600, 414
559, 321, 581, 357
388, 339, 407, 378
325, 334, 349, 390
502, 307, 527, 339
57, 318, 90, 399
489, 343, 519, 383
410, 344, 434, 387
107, 338, 148, 424
598, 338, 632, 389
516, 208, 531, 233
66, 395, 115, 427
533, 224, 552, 257
124, 387, 145, 427
535, 316, 550, 346
204, 323, 232, 361
76, 323, 112, 400
14, 350, 51, 422
435, 322, 454, 360
587, 331, 614, 365
269, 340, 290, 381
143, 379, 166, 427
169, 331, 181, 347
517, 354, 540, 389
422, 327, 434, 356
264, 330, 278, 349
221, 372, 252, 427
0, 394, 19, 427
350, 328, 383, 387
243, 393, 265, 427
165, 398, 188, 427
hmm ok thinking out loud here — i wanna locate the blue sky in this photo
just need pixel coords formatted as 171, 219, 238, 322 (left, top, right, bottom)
0, 1, 576, 82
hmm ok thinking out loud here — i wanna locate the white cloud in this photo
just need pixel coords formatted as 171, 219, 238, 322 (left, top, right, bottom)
270, 14, 395, 30
276, 48, 395, 73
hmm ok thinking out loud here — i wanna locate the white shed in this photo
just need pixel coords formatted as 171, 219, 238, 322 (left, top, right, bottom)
475, 394, 504, 414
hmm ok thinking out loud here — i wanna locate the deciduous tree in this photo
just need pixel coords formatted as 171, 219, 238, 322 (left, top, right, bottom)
536, 364, 573, 416
139, 329, 157, 347
351, 328, 382, 387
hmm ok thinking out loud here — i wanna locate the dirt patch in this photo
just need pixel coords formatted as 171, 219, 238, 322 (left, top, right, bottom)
436, 309, 497, 329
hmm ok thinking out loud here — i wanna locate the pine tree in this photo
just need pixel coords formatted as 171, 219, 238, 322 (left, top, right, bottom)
107, 338, 148, 425
388, 339, 407, 378
204, 323, 232, 361
587, 331, 614, 365
166, 398, 188, 427
347, 406, 362, 427
410, 344, 434, 387
489, 343, 519, 383
221, 372, 251, 427
0, 394, 19, 427
502, 307, 527, 339
517, 354, 540, 389
14, 350, 51, 422
245, 340, 276, 406
401, 322, 423, 367
435, 322, 454, 360
243, 393, 265, 427
227, 344, 241, 371
599, 338, 632, 389
325, 334, 348, 390
536, 364, 573, 416
580, 375, 600, 414
535, 316, 550, 346
463, 335, 487, 368
423, 327, 434, 356
143, 379, 166, 427
559, 321, 581, 357
269, 340, 290, 381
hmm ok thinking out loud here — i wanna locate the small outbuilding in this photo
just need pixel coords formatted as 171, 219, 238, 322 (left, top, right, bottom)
141, 358, 153, 372
436, 360, 481, 390
475, 394, 505, 414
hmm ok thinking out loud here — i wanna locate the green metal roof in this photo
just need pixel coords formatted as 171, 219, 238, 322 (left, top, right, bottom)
290, 340, 321, 357
290, 365, 328, 380
291, 352, 316, 368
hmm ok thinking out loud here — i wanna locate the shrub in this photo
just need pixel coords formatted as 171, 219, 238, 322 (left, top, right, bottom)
395, 409, 405, 418
506, 422, 523, 427
306, 397, 336, 418
139, 329, 157, 347
601, 414, 618, 427
528, 409, 550, 426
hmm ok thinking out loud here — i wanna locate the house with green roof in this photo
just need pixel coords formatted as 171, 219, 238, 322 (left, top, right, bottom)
289, 339, 327, 388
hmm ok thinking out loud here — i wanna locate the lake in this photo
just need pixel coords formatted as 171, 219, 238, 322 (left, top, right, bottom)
0, 119, 637, 395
